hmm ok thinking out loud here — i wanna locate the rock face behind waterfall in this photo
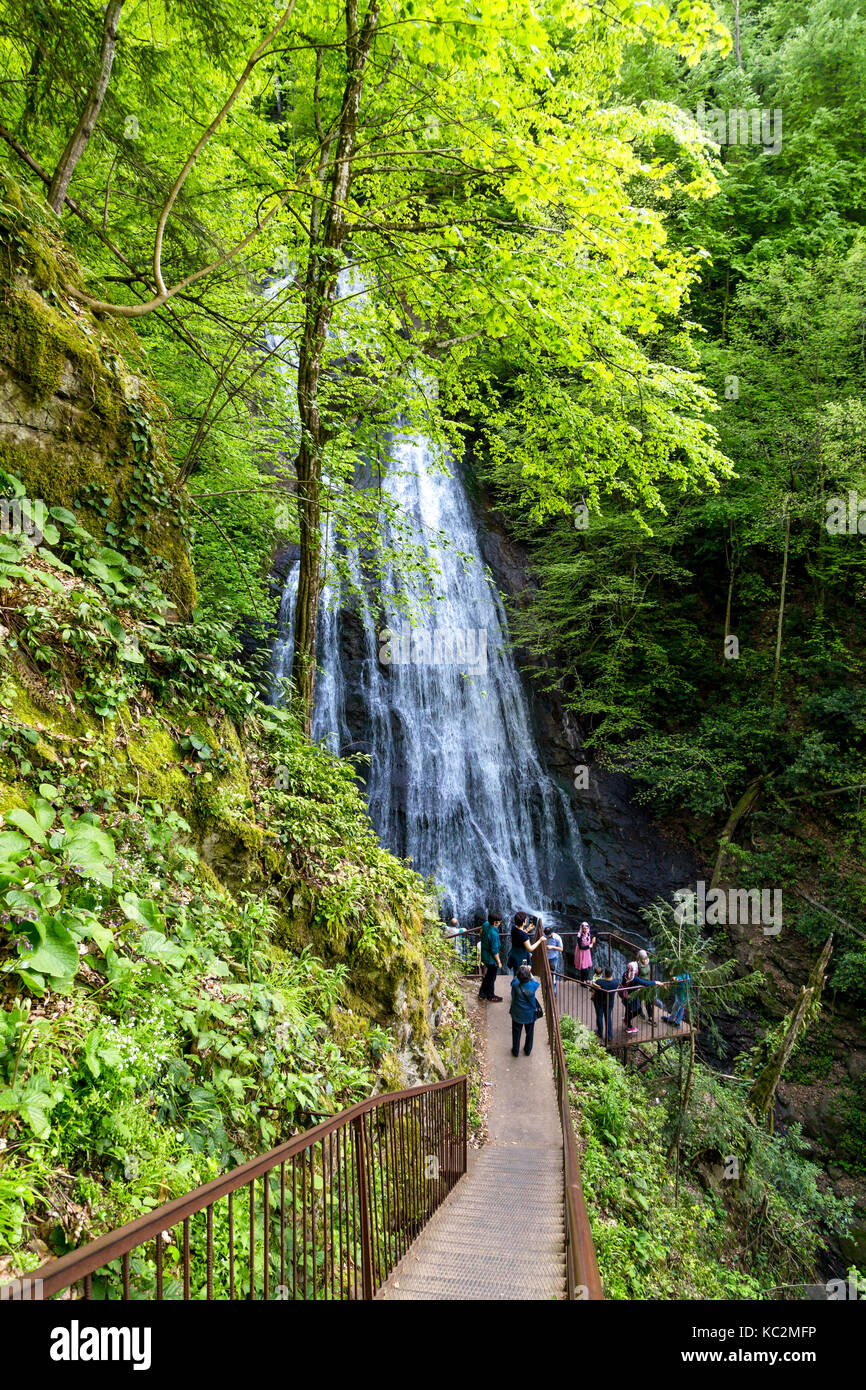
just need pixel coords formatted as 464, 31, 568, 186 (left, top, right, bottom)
472, 484, 701, 935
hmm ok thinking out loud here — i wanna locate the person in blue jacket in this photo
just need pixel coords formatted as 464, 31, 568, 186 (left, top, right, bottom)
664, 973, 690, 1027
510, 963, 540, 1057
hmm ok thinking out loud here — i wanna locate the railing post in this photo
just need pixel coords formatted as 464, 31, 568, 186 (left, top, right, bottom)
352, 1115, 375, 1300
461, 1076, 468, 1176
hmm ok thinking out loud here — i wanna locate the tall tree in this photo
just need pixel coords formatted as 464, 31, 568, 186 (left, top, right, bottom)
46, 0, 125, 214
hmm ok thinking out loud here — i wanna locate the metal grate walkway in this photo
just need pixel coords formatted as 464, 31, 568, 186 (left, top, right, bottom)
379, 988, 567, 1300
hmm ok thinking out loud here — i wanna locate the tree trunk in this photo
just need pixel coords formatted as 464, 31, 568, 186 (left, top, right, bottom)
772, 496, 791, 711
290, 0, 380, 735
747, 936, 834, 1120
710, 776, 764, 890
47, 0, 125, 215
722, 532, 736, 665
666, 989, 697, 1172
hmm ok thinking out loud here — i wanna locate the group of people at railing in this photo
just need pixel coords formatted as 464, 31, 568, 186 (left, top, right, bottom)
443, 911, 690, 1047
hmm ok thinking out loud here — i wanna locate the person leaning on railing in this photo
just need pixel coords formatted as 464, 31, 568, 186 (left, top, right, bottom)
590, 967, 618, 1043
620, 962, 642, 1035
443, 915, 474, 969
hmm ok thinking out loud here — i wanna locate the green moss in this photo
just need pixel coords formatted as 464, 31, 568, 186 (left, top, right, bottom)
0, 286, 117, 417
0, 210, 195, 612
126, 720, 189, 804
377, 1050, 406, 1091
0, 778, 27, 815
18, 232, 59, 292
0, 174, 24, 212
4, 670, 95, 740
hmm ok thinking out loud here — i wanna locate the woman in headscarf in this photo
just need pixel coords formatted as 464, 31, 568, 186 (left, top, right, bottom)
636, 947, 655, 1021
574, 921, 596, 984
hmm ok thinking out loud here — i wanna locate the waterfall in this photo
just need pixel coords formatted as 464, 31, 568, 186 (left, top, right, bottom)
272, 429, 600, 927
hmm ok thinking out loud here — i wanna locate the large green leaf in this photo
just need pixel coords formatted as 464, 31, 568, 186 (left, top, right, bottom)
138, 930, 186, 968
3, 890, 40, 916
25, 925, 79, 978
31, 798, 56, 833
63, 822, 115, 886
65, 909, 113, 953
0, 831, 31, 861
119, 894, 165, 932
17, 1095, 51, 1138
3, 809, 46, 845
11, 968, 46, 997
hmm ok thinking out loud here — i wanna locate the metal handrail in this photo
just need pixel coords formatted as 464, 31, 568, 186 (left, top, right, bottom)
534, 943, 604, 1300
6, 1075, 467, 1301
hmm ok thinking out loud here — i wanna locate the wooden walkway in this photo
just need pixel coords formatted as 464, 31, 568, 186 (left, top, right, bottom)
554, 974, 692, 1052
379, 989, 566, 1300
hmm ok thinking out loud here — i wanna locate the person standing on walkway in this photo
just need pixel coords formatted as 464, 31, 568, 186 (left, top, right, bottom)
591, 968, 618, 1043
478, 913, 503, 1002
620, 961, 640, 1034
574, 921, 596, 983
663, 973, 690, 1027
443, 915, 474, 968
636, 948, 655, 1021
507, 911, 546, 975
543, 924, 564, 995
510, 962, 540, 1056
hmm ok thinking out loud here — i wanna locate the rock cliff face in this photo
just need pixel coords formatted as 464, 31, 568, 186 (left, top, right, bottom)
474, 489, 700, 935
0, 176, 195, 614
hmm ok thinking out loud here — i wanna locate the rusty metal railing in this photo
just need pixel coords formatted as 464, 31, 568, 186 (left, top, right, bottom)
534, 943, 603, 1300
6, 1076, 467, 1301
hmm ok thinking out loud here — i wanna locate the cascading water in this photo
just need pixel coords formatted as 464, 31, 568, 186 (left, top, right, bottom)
272, 427, 601, 927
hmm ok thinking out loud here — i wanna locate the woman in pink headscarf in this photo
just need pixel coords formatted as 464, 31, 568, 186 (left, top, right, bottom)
574, 921, 596, 984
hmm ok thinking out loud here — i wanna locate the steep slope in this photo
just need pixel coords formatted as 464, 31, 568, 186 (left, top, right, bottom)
0, 177, 468, 1277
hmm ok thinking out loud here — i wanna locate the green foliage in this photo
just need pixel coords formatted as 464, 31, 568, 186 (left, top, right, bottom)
478, 0, 866, 1004
0, 786, 387, 1254
562, 1018, 851, 1298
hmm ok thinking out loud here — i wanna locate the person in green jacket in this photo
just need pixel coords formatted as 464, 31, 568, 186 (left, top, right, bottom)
478, 913, 503, 1002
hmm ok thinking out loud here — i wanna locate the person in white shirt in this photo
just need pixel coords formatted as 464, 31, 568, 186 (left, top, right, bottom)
543, 924, 564, 995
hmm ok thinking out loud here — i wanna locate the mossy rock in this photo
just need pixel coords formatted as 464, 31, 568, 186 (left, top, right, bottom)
126, 720, 189, 804
0, 200, 196, 614
0, 284, 116, 416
